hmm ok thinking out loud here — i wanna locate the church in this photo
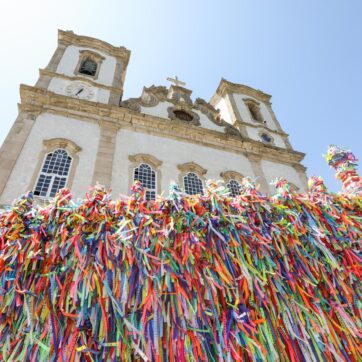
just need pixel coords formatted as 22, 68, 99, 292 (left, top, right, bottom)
0, 30, 307, 206
2, 30, 362, 362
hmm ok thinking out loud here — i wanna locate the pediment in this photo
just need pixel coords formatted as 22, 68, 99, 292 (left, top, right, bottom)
177, 162, 207, 175
120, 85, 242, 138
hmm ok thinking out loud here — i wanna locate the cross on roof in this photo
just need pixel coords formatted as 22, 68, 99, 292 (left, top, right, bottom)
167, 75, 186, 88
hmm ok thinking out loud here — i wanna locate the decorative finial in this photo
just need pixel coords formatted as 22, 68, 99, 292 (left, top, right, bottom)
167, 75, 186, 88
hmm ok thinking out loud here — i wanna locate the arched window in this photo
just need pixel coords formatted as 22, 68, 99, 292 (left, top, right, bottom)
245, 101, 263, 123
133, 163, 156, 200
34, 149, 72, 197
184, 172, 204, 195
226, 179, 241, 197
79, 59, 97, 76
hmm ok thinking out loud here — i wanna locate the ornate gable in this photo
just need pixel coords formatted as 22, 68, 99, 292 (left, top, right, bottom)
121, 83, 241, 137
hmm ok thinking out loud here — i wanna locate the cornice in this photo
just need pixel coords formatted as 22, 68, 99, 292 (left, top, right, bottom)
18, 103, 43, 119
142, 85, 168, 99
129, 154, 163, 169
177, 162, 207, 175
210, 78, 272, 105
246, 153, 262, 162
234, 119, 289, 137
19, 85, 305, 166
20, 85, 126, 124
79, 49, 105, 62
43, 138, 82, 153
39, 69, 120, 93
220, 170, 244, 182
293, 163, 307, 173
58, 30, 131, 68
98, 119, 121, 131
169, 85, 192, 96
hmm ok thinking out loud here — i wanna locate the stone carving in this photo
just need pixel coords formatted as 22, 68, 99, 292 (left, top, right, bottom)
121, 85, 241, 135
167, 106, 200, 126
177, 162, 207, 175
128, 153, 163, 169
194, 98, 222, 125
43, 138, 82, 153
168, 85, 193, 105
224, 125, 241, 137
141, 86, 168, 105
19, 84, 306, 167
220, 170, 244, 182
121, 86, 168, 110
120, 98, 141, 112
195, 98, 240, 137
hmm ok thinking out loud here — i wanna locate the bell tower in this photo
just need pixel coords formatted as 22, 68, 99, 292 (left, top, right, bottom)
35, 30, 131, 105
210, 79, 293, 150
0, 30, 131, 205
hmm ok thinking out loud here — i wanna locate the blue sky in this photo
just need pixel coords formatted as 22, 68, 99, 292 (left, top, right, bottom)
1, 0, 361, 192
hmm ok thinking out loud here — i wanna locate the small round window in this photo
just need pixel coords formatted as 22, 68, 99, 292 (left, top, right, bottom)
174, 110, 193, 122
261, 133, 272, 143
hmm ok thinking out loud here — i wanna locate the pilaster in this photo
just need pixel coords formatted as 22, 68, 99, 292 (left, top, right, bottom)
106, 56, 128, 105
246, 153, 270, 193
35, 43, 67, 89
266, 102, 293, 150
0, 109, 37, 196
108, 90, 123, 106
226, 93, 248, 138
91, 120, 120, 187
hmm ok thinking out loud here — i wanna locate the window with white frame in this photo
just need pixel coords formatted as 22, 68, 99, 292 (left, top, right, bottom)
184, 172, 204, 195
226, 179, 241, 197
133, 163, 156, 200
34, 149, 72, 197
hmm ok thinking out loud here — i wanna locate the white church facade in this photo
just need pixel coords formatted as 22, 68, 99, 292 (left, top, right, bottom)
0, 30, 308, 206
